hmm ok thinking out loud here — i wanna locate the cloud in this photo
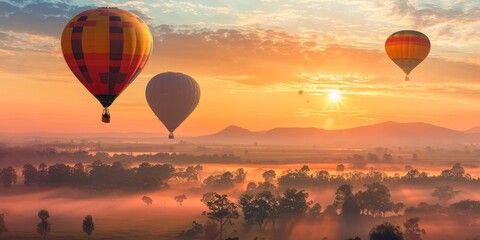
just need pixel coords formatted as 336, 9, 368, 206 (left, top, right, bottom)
150, 1, 231, 15
1, 0, 480, 107
0, 0, 156, 56
0, 1, 95, 37
391, 0, 480, 28
0, 31, 59, 54
378, 0, 480, 45
0, 1, 155, 37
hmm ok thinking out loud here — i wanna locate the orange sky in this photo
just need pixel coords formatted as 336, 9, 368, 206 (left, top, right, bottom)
1, 0, 480, 136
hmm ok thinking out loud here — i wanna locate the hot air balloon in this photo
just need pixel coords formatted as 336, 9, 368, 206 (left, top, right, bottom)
61, 7, 153, 123
385, 30, 430, 81
146, 72, 201, 139
298, 90, 303, 95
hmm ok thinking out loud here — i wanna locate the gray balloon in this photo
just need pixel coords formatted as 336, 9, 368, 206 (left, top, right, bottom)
146, 72, 200, 139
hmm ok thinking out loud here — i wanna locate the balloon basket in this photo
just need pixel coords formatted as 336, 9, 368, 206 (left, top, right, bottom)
102, 108, 110, 123
168, 133, 174, 139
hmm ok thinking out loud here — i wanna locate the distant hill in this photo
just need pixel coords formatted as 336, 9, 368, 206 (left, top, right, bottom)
2, 121, 480, 147
191, 121, 480, 146
465, 127, 480, 133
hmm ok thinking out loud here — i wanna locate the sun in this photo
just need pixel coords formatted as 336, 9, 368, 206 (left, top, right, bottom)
328, 90, 341, 103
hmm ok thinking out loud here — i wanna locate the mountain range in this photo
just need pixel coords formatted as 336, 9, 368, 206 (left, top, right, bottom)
190, 121, 480, 146
1, 121, 479, 147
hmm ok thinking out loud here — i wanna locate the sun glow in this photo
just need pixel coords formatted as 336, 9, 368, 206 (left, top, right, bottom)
328, 90, 341, 103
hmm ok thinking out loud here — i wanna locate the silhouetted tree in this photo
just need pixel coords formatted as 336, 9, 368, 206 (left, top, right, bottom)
278, 166, 313, 188
182, 165, 203, 182
431, 185, 460, 205
440, 163, 466, 179
91, 160, 103, 167
404, 202, 443, 216
368, 222, 403, 240
142, 196, 153, 205
38, 163, 48, 185
203, 172, 235, 189
38, 210, 49, 222
256, 181, 276, 192
0, 214, 7, 239
278, 189, 312, 217
37, 209, 51, 240
83, 215, 94, 240
239, 191, 279, 230
179, 221, 203, 239
202, 193, 240, 240
238, 194, 255, 229
404, 169, 419, 179
234, 168, 247, 183
449, 200, 480, 225
403, 217, 425, 240
323, 204, 338, 217
201, 192, 217, 204
246, 182, 257, 192
315, 170, 330, 182
71, 163, 87, 186
341, 196, 361, 220
22, 164, 38, 186
47, 164, 72, 185
334, 184, 354, 209
404, 165, 413, 171
352, 154, 365, 162
382, 153, 392, 162
393, 203, 406, 214
262, 170, 276, 182
308, 203, 322, 219
0, 167, 17, 188
356, 183, 394, 217
175, 194, 187, 206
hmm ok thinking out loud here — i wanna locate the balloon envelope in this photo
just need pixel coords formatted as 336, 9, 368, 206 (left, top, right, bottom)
146, 72, 201, 138
61, 7, 152, 109
298, 90, 303, 95
385, 30, 430, 81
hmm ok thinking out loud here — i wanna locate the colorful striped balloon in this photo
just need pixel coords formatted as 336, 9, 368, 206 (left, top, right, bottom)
61, 7, 153, 122
385, 30, 430, 81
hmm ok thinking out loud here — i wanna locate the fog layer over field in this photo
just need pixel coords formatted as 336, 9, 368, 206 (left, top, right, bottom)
0, 162, 479, 240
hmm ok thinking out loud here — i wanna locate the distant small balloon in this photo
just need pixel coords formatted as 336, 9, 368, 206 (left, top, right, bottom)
298, 90, 304, 95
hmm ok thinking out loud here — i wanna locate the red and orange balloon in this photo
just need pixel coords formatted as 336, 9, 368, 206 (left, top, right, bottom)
385, 30, 430, 81
61, 7, 153, 122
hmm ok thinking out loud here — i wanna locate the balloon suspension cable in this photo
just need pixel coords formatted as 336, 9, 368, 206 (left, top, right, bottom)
405, 75, 410, 81
168, 132, 174, 139
102, 107, 111, 123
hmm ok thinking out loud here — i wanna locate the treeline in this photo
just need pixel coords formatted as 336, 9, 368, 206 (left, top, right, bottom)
197, 163, 478, 193
275, 163, 478, 189
180, 182, 480, 240
0, 161, 203, 192
0, 145, 241, 166
405, 199, 480, 226
1, 161, 476, 194
0, 209, 94, 240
